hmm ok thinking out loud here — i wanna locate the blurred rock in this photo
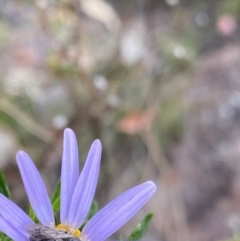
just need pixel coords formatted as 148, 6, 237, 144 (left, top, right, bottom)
0, 129, 17, 168
80, 0, 121, 32
173, 45, 240, 241
120, 21, 148, 65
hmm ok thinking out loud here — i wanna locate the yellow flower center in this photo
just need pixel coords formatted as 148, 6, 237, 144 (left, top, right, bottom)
56, 224, 81, 237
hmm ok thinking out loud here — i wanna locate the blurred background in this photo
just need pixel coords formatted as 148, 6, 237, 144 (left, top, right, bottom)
1, 0, 240, 240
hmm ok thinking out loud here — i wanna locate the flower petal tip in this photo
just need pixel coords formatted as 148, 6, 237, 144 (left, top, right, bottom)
144, 181, 157, 195
146, 180, 157, 190
64, 128, 77, 140
90, 139, 102, 154
93, 139, 102, 147
16, 150, 28, 161
64, 128, 74, 134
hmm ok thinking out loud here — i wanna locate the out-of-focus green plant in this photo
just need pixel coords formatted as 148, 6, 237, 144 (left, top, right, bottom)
128, 213, 153, 241
0, 171, 10, 198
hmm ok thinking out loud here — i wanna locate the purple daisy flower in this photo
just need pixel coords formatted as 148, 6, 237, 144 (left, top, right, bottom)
0, 128, 156, 241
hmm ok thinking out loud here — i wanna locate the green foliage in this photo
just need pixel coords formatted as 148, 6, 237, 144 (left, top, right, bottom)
128, 213, 153, 241
0, 22, 8, 49
29, 205, 39, 223
87, 200, 99, 220
47, 52, 79, 77
80, 200, 99, 230
217, 0, 240, 17
51, 180, 61, 213
0, 233, 12, 241
224, 233, 240, 241
156, 98, 183, 149
224, 237, 240, 241
0, 170, 11, 198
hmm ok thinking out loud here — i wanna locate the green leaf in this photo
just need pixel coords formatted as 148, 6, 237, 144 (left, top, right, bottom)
118, 234, 123, 240
51, 180, 61, 214
52, 196, 60, 214
0, 171, 11, 198
80, 200, 99, 230
87, 200, 98, 219
128, 213, 153, 241
0, 232, 12, 241
29, 205, 39, 223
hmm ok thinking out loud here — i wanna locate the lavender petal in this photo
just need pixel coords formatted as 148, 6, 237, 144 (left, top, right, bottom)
60, 128, 80, 224
0, 194, 33, 236
82, 181, 156, 241
68, 140, 102, 228
16, 151, 55, 226
0, 216, 29, 241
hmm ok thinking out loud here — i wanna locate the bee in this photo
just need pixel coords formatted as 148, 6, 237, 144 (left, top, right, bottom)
27, 224, 81, 241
